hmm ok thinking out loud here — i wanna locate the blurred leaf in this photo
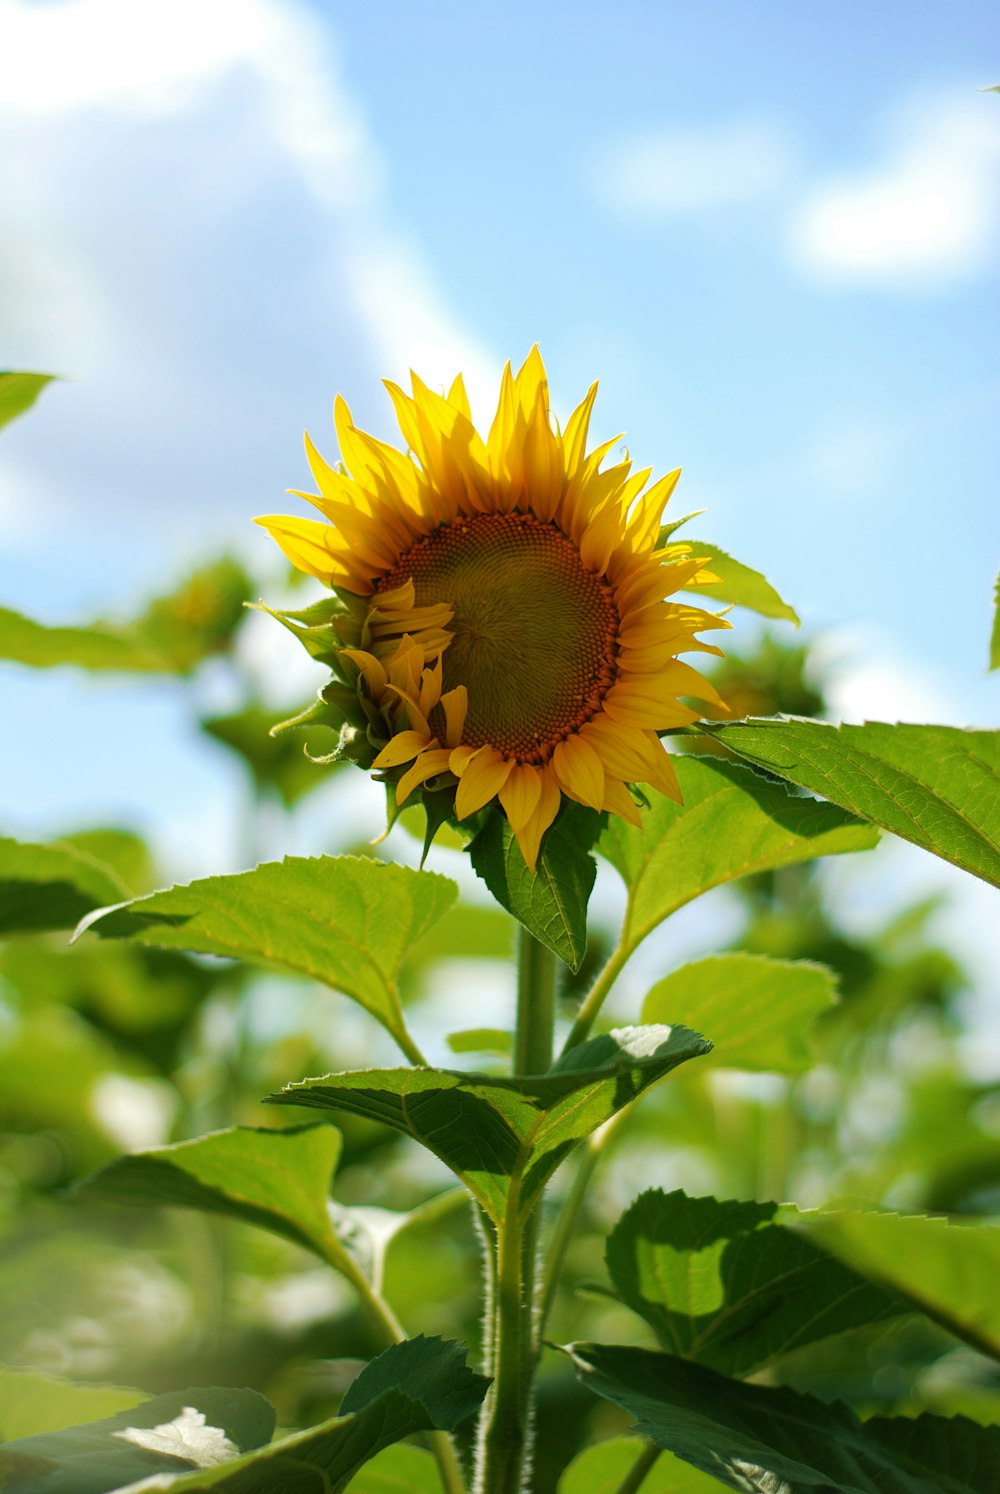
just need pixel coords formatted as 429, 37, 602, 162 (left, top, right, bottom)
793, 1208, 1000, 1363
606, 1190, 904, 1377
81, 1124, 348, 1264
200, 706, 340, 807
0, 837, 130, 934
0, 371, 57, 431
446, 1028, 512, 1056
0, 558, 250, 675
557, 1437, 718, 1493
57, 828, 158, 895
600, 758, 877, 964
78, 856, 458, 1051
270, 1026, 710, 1224
684, 539, 799, 624
343, 1443, 444, 1491
642, 954, 837, 1073
0, 1369, 147, 1441
0, 1385, 275, 1494
701, 719, 1000, 887
990, 571, 1000, 670
469, 803, 601, 971
566, 1342, 1000, 1494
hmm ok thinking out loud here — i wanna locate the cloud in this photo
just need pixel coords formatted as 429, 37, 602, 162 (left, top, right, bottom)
587, 119, 796, 216
789, 92, 1000, 286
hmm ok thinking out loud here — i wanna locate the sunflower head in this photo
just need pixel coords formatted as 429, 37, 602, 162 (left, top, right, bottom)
257, 349, 728, 871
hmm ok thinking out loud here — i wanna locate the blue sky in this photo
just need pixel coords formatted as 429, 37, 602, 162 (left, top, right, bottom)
0, 0, 997, 1006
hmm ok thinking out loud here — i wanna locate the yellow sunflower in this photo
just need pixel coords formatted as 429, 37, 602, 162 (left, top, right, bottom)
257, 349, 728, 871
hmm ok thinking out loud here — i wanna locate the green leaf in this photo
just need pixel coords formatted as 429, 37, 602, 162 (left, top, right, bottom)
641, 954, 837, 1073
701, 718, 1000, 887
0, 1369, 147, 1441
78, 856, 458, 1051
270, 1026, 710, 1223
469, 803, 601, 971
600, 757, 878, 964
683, 539, 799, 624
81, 1124, 349, 1265
201, 705, 341, 806
0, 837, 131, 935
446, 1028, 512, 1056
566, 1343, 1000, 1494
990, 570, 1000, 670
792, 1207, 1000, 1363
0, 558, 251, 675
0, 1385, 275, 1494
557, 1437, 718, 1494
344, 1444, 444, 1492
0, 371, 57, 431
606, 1190, 904, 1377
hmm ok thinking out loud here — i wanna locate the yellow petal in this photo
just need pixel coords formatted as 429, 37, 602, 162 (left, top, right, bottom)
498, 763, 543, 833
602, 776, 643, 828
396, 748, 452, 806
441, 685, 468, 748
339, 648, 387, 696
372, 730, 432, 769
454, 749, 515, 819
553, 735, 605, 811
514, 768, 561, 873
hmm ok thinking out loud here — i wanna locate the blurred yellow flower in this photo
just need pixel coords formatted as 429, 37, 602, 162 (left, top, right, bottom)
258, 349, 727, 870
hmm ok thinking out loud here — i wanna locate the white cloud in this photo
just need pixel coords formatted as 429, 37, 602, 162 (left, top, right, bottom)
587, 119, 796, 216
789, 92, 1000, 286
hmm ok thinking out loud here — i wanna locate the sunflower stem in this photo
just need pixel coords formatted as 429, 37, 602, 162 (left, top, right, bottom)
475, 928, 556, 1494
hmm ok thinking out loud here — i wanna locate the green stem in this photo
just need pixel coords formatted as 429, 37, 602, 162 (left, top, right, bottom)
475, 929, 557, 1494
559, 940, 629, 1056
386, 981, 430, 1066
614, 1441, 661, 1494
537, 1132, 603, 1335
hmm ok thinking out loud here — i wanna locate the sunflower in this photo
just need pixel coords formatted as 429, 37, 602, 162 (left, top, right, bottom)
257, 349, 728, 871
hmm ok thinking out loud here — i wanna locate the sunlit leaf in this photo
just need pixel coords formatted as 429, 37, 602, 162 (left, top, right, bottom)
0, 1369, 147, 1441
684, 539, 799, 624
469, 803, 601, 971
605, 1190, 904, 1377
0, 837, 130, 935
343, 1443, 444, 1491
566, 1342, 1000, 1494
0, 371, 57, 431
599, 757, 877, 965
792, 1207, 1000, 1363
270, 1026, 710, 1223
642, 954, 837, 1073
557, 1437, 718, 1494
78, 856, 458, 1052
701, 719, 1000, 887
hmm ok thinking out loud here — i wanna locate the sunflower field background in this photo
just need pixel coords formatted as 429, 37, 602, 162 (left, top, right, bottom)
2, 4, 999, 1493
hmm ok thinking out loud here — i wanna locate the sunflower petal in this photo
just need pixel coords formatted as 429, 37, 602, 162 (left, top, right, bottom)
514, 767, 561, 873
454, 749, 515, 819
553, 735, 605, 811
396, 748, 452, 806
372, 730, 432, 769
499, 763, 543, 833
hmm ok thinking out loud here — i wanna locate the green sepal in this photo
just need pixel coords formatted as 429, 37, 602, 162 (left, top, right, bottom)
255, 596, 347, 670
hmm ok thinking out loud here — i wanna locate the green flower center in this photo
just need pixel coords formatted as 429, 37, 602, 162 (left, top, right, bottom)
378, 512, 619, 762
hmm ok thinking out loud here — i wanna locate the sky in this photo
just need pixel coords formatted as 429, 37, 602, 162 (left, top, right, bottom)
0, 0, 997, 1003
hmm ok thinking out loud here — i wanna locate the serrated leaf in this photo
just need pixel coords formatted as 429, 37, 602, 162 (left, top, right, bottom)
606, 1190, 904, 1377
702, 718, 1000, 888
566, 1343, 1000, 1494
642, 954, 837, 1073
81, 1124, 348, 1264
78, 856, 458, 1052
599, 757, 877, 965
343, 1444, 443, 1492
469, 803, 600, 971
683, 539, 799, 624
0, 837, 131, 935
792, 1207, 1000, 1363
0, 371, 57, 430
270, 1026, 710, 1223
0, 1386, 275, 1494
0, 1369, 147, 1441
557, 1437, 718, 1494
990, 571, 1000, 670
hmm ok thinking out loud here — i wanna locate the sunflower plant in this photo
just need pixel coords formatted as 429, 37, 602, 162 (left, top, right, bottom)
3, 359, 1000, 1494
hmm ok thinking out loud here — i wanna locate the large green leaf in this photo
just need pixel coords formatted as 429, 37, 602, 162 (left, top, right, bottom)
469, 803, 601, 971
557, 1437, 719, 1494
78, 856, 458, 1052
566, 1343, 1000, 1494
641, 954, 837, 1074
0, 371, 56, 431
81, 1124, 348, 1264
0, 1385, 275, 1494
270, 1026, 710, 1223
606, 1190, 904, 1377
0, 558, 250, 675
792, 1207, 1000, 1363
0, 1370, 147, 1441
701, 719, 1000, 887
600, 757, 877, 964
343, 1444, 444, 1492
0, 837, 130, 935
684, 539, 799, 624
